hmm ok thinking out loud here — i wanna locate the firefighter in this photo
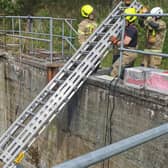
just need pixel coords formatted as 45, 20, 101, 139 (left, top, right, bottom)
110, 7, 138, 78
78, 4, 98, 45
142, 7, 167, 68
112, 0, 132, 66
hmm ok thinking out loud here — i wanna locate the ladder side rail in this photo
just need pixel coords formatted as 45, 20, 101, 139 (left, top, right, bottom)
1, 17, 123, 167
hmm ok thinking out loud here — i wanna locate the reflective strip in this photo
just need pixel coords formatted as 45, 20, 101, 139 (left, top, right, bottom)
152, 29, 156, 36
78, 30, 85, 35
78, 22, 97, 35
86, 23, 97, 34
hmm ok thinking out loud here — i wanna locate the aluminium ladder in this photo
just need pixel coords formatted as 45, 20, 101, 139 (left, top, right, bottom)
0, 1, 142, 167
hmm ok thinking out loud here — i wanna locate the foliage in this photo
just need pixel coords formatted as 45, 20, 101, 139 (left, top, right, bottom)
1, 0, 168, 68
0, 0, 40, 15
0, 0, 17, 14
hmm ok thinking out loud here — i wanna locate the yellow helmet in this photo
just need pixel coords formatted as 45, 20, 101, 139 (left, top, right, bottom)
81, 4, 94, 18
124, 7, 137, 22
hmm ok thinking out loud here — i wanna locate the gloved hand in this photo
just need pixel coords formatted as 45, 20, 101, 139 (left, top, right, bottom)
109, 36, 118, 45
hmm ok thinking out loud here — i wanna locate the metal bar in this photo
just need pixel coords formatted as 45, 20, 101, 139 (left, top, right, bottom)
18, 17, 22, 55
69, 20, 72, 55
62, 21, 65, 58
65, 19, 78, 35
64, 37, 77, 52
53, 18, 76, 21
6, 34, 50, 42
49, 17, 53, 63
120, 48, 168, 58
53, 123, 168, 168
1, 16, 51, 19
11, 17, 15, 44
0, 16, 76, 20
118, 17, 125, 77
0, 30, 75, 39
123, 13, 168, 17
2, 30, 75, 39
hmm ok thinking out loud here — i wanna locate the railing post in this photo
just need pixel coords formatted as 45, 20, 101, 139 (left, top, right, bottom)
119, 15, 125, 77
69, 19, 72, 56
3, 16, 7, 50
49, 17, 53, 63
12, 17, 15, 44
62, 20, 65, 58
18, 17, 22, 56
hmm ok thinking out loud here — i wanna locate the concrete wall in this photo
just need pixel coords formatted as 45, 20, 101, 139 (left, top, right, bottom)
38, 76, 168, 168
0, 59, 7, 135
0, 53, 168, 168
0, 53, 48, 168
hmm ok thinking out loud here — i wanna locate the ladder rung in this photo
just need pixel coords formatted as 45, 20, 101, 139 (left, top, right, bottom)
16, 122, 25, 128
63, 69, 73, 74
25, 111, 35, 116
104, 23, 113, 27
9, 134, 15, 140
46, 89, 55, 94
96, 32, 106, 36
36, 100, 45, 105
71, 60, 81, 65
53, 79, 64, 84
89, 41, 98, 46
80, 50, 89, 55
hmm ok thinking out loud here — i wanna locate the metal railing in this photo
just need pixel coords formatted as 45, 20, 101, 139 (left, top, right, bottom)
52, 123, 168, 168
0, 16, 78, 63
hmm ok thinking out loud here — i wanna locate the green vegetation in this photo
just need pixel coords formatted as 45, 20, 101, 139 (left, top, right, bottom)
0, 0, 168, 68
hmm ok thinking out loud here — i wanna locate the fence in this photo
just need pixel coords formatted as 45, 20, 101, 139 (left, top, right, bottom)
0, 16, 78, 63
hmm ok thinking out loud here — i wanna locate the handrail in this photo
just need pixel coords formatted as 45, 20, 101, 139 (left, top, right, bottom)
52, 123, 168, 168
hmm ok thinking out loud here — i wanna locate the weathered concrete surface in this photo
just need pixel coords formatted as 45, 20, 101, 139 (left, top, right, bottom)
0, 51, 168, 168
0, 52, 48, 168
38, 75, 168, 168
0, 60, 7, 135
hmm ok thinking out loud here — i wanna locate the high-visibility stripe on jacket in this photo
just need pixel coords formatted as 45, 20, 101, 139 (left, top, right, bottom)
78, 19, 98, 45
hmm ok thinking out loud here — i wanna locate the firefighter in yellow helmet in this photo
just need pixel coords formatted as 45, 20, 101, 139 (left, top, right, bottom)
141, 7, 167, 68
110, 8, 138, 78
78, 4, 98, 45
